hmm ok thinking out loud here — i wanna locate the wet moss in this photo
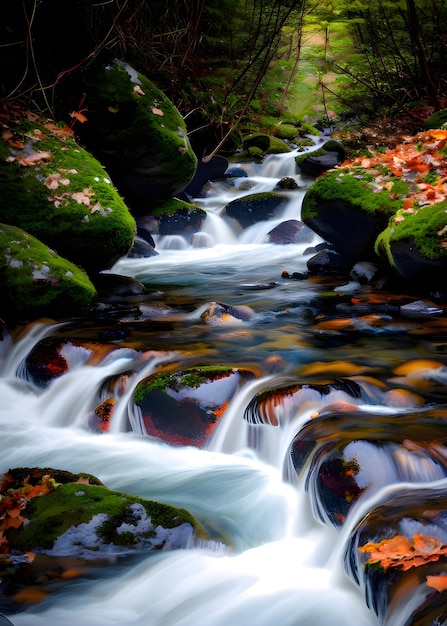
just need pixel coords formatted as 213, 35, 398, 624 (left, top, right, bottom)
149, 197, 205, 219
375, 201, 447, 263
134, 366, 235, 402
12, 482, 202, 552
302, 170, 402, 220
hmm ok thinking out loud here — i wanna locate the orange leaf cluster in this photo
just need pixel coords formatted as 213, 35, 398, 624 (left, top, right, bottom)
359, 532, 447, 571
0, 473, 57, 554
340, 129, 447, 210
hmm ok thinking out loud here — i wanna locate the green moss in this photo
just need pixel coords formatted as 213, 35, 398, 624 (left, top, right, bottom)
0, 223, 96, 320
301, 170, 402, 221
134, 366, 235, 403
12, 482, 201, 552
375, 202, 447, 262
149, 197, 205, 219
0, 115, 135, 271
274, 123, 298, 141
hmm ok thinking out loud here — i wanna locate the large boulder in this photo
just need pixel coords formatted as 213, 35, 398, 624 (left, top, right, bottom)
296, 139, 346, 178
375, 201, 447, 290
0, 108, 135, 274
0, 223, 96, 321
74, 59, 198, 214
301, 169, 400, 263
148, 198, 207, 238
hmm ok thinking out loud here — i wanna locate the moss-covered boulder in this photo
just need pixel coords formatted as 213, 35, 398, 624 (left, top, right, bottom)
0, 224, 96, 321
242, 133, 292, 157
301, 169, 402, 263
74, 59, 198, 214
375, 202, 447, 288
0, 467, 207, 559
0, 109, 135, 273
149, 198, 207, 238
133, 365, 257, 447
221, 191, 289, 229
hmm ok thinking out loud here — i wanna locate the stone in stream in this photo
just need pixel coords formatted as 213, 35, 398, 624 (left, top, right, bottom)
133, 365, 257, 447
288, 404, 447, 529
345, 486, 447, 625
0, 467, 215, 608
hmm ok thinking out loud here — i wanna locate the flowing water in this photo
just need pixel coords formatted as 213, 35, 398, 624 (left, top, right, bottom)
2, 146, 447, 625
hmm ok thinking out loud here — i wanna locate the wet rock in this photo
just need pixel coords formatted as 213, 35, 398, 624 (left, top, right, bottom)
375, 203, 447, 292
200, 301, 255, 324
221, 192, 289, 229
133, 365, 257, 447
296, 140, 346, 178
345, 486, 447, 625
275, 176, 299, 190
400, 299, 444, 318
19, 336, 142, 388
176, 155, 229, 199
266, 219, 310, 244
0, 467, 206, 561
128, 234, 159, 258
302, 170, 397, 264
306, 247, 352, 275
350, 261, 380, 284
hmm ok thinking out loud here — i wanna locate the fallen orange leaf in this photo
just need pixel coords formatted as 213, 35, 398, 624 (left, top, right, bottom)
426, 574, 447, 592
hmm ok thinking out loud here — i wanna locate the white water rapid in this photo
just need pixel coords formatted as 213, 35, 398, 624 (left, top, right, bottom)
1, 144, 430, 626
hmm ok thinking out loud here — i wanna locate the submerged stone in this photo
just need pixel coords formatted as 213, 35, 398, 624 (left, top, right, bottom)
133, 365, 257, 447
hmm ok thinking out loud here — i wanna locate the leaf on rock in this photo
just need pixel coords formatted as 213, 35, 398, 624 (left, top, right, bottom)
6, 151, 53, 166
133, 85, 145, 97
426, 574, 447, 592
359, 533, 447, 571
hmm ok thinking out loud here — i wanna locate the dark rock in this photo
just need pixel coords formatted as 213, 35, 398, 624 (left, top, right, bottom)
176, 155, 229, 199
296, 140, 346, 178
128, 235, 159, 258
307, 247, 352, 275
222, 192, 289, 229
266, 219, 313, 245
74, 59, 197, 215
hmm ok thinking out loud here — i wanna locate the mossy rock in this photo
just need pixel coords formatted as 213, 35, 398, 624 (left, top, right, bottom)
375, 202, 447, 287
0, 111, 135, 273
301, 169, 402, 262
221, 191, 289, 229
0, 223, 96, 321
242, 133, 292, 155
424, 108, 447, 129
133, 365, 256, 447
149, 198, 207, 237
75, 59, 198, 214
273, 123, 299, 142
1, 467, 206, 558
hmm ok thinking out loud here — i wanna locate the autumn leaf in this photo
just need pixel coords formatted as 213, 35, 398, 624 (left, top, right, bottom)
133, 85, 145, 97
75, 476, 91, 485
72, 187, 93, 206
44, 172, 71, 190
152, 107, 164, 116
6, 150, 52, 166
70, 110, 88, 123
359, 533, 447, 571
426, 574, 447, 592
